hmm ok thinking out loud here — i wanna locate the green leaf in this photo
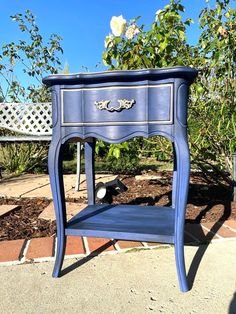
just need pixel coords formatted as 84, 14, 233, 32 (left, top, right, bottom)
178, 4, 185, 12
185, 18, 194, 26
159, 40, 168, 52
113, 147, 120, 159
179, 30, 185, 41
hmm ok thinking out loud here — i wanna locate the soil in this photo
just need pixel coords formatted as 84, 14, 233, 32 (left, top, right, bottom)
0, 171, 236, 241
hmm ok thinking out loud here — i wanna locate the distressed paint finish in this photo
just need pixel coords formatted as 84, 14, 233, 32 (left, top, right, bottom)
43, 67, 198, 292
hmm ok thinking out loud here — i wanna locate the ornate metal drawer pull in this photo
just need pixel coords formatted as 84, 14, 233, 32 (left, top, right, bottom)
94, 99, 135, 112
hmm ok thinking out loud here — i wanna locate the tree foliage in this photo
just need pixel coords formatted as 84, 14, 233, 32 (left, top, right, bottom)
0, 10, 63, 174
0, 9, 63, 102
190, 0, 236, 183
102, 0, 236, 184
0, 3, 235, 182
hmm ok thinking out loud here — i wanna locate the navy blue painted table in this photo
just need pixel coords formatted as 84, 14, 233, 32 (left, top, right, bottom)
43, 67, 198, 292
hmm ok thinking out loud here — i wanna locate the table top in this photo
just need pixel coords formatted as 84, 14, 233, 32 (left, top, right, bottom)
43, 66, 198, 86
44, 66, 198, 143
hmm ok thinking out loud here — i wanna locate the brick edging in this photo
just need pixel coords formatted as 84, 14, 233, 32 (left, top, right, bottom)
0, 220, 236, 265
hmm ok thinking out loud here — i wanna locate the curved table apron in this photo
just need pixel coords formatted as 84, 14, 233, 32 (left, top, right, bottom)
43, 67, 198, 292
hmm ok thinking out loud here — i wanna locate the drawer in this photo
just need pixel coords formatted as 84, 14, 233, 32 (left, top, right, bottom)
61, 83, 173, 126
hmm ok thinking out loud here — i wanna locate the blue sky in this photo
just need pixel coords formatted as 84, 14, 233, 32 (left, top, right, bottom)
0, 0, 224, 74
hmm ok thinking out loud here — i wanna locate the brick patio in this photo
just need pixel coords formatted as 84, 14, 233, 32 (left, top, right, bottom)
0, 220, 235, 266
1, 174, 236, 266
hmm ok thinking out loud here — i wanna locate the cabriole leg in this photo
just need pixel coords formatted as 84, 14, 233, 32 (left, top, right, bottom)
173, 137, 190, 292
172, 142, 177, 209
48, 138, 67, 277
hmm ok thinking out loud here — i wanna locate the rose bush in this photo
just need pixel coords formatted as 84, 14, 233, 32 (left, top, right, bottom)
110, 15, 126, 37
125, 24, 140, 40
101, 0, 236, 185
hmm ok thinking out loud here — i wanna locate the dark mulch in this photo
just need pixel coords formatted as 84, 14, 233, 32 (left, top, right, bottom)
0, 172, 235, 241
0, 198, 54, 241
112, 172, 236, 223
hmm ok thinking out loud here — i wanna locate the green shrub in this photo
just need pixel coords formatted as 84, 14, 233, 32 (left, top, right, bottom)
102, 0, 236, 184
0, 141, 49, 174
0, 10, 63, 175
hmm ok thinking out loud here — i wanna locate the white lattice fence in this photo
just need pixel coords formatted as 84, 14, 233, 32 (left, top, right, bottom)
0, 103, 52, 135
0, 102, 82, 190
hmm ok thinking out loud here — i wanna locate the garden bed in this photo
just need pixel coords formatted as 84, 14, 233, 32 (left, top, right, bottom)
0, 172, 235, 241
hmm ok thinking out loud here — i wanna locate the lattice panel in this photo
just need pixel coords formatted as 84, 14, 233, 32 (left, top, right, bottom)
0, 103, 52, 135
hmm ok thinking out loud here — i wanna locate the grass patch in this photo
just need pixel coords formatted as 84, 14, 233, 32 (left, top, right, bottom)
63, 158, 176, 175
125, 245, 172, 253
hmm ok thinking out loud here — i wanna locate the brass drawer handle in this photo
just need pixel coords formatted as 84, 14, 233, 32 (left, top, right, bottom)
94, 99, 135, 112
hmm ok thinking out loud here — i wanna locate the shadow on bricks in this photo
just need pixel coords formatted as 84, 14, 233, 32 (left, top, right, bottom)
60, 240, 114, 277
185, 184, 233, 290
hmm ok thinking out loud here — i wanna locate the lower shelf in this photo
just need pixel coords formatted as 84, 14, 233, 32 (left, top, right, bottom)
66, 204, 175, 243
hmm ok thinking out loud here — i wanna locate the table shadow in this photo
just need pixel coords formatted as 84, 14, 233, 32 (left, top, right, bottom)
60, 182, 233, 292
229, 292, 236, 314
186, 198, 232, 290
60, 240, 114, 277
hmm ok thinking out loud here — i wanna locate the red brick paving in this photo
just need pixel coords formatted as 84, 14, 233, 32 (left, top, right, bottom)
0, 239, 25, 262
216, 226, 236, 238
87, 237, 115, 254
117, 240, 143, 249
224, 220, 236, 231
26, 237, 55, 260
65, 236, 85, 255
0, 222, 236, 263
146, 242, 162, 247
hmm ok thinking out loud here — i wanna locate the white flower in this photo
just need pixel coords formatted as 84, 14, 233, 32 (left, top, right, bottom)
104, 34, 115, 48
110, 15, 126, 37
155, 9, 162, 21
125, 24, 140, 40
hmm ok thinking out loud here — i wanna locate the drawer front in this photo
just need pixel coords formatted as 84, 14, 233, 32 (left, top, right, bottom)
61, 84, 173, 126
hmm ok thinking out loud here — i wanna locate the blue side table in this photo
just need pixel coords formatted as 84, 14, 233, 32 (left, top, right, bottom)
43, 67, 198, 292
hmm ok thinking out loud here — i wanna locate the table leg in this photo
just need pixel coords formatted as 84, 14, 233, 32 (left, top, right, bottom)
173, 136, 190, 292
85, 139, 95, 205
74, 142, 81, 192
48, 138, 67, 277
172, 142, 177, 209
